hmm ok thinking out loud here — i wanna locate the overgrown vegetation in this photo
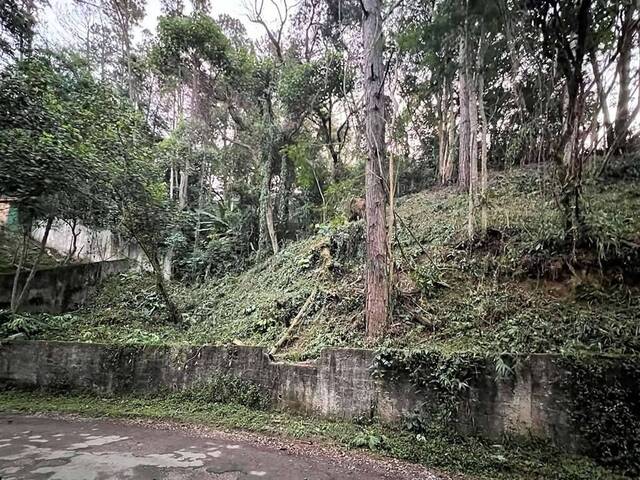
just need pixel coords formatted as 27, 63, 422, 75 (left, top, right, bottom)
559, 356, 640, 477
13, 165, 638, 359
372, 349, 640, 476
0, 388, 627, 480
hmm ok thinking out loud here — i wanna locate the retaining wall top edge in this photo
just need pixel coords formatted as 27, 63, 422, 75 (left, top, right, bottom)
1, 340, 638, 362
0, 258, 132, 277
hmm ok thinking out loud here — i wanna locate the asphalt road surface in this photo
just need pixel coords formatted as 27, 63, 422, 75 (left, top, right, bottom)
0, 414, 443, 479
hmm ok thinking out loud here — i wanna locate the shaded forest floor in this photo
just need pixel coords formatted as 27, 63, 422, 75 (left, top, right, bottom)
11, 159, 640, 358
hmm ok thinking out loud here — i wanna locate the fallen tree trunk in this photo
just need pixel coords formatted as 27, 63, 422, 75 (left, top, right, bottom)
269, 289, 318, 356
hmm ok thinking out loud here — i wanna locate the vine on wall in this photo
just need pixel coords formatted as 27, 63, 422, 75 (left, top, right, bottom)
372, 349, 488, 432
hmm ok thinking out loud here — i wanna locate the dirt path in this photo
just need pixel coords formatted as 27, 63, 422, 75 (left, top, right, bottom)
0, 414, 447, 479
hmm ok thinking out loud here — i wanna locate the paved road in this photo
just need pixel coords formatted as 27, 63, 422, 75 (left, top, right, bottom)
0, 414, 442, 479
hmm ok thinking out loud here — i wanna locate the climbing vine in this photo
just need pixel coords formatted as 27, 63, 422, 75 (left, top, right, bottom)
372, 349, 489, 432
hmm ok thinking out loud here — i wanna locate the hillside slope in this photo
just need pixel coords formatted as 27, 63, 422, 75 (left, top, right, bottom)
21, 163, 640, 357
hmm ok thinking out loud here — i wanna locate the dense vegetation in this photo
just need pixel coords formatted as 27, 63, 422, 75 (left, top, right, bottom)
8, 164, 639, 360
1, 0, 639, 478
1, 0, 638, 330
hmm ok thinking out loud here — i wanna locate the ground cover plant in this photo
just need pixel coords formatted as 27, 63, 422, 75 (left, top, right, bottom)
0, 388, 628, 480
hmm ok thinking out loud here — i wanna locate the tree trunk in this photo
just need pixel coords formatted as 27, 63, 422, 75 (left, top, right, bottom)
317, 110, 343, 181
558, 0, 590, 240
266, 194, 279, 255
458, 33, 471, 190
10, 228, 28, 313
64, 218, 80, 264
362, 0, 390, 340
445, 107, 456, 182
437, 84, 453, 185
590, 51, 613, 149
501, 1, 527, 115
478, 69, 489, 237
468, 64, 478, 241
477, 31, 488, 237
277, 151, 294, 236
178, 158, 189, 210
614, 1, 636, 152
194, 159, 206, 251
138, 240, 181, 323
258, 149, 278, 254
12, 216, 54, 313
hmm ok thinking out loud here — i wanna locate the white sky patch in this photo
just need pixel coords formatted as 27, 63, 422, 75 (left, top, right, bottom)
38, 0, 281, 47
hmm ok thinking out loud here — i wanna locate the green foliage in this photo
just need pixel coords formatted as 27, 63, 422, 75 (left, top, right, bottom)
0, 311, 40, 336
323, 171, 364, 220
152, 13, 230, 81
373, 349, 482, 431
277, 52, 353, 116
410, 263, 449, 296
169, 376, 270, 410
0, 0, 38, 57
0, 54, 110, 220
28, 166, 640, 359
0, 227, 65, 273
350, 430, 389, 451
559, 356, 640, 476
373, 349, 640, 475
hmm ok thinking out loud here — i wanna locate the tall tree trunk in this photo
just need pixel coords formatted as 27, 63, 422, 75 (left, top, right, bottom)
560, 80, 584, 237
258, 149, 278, 254
277, 151, 294, 235
501, 1, 527, 115
266, 194, 279, 255
64, 218, 80, 264
317, 110, 343, 181
361, 0, 390, 340
478, 69, 489, 237
126, 31, 133, 102
194, 159, 207, 251
476, 31, 488, 237
614, 1, 636, 152
438, 84, 453, 185
458, 32, 471, 190
446, 107, 456, 182
467, 57, 478, 240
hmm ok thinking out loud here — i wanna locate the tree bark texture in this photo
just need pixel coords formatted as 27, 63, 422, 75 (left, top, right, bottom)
361, 0, 390, 340
458, 33, 471, 190
478, 68, 489, 237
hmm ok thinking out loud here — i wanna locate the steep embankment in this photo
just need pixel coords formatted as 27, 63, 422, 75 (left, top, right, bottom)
18, 163, 640, 357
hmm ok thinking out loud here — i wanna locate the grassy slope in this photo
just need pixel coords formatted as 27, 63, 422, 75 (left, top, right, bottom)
0, 389, 625, 480
22, 163, 640, 357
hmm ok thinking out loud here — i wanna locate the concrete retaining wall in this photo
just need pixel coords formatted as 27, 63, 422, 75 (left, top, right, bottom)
0, 260, 131, 313
0, 341, 607, 450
